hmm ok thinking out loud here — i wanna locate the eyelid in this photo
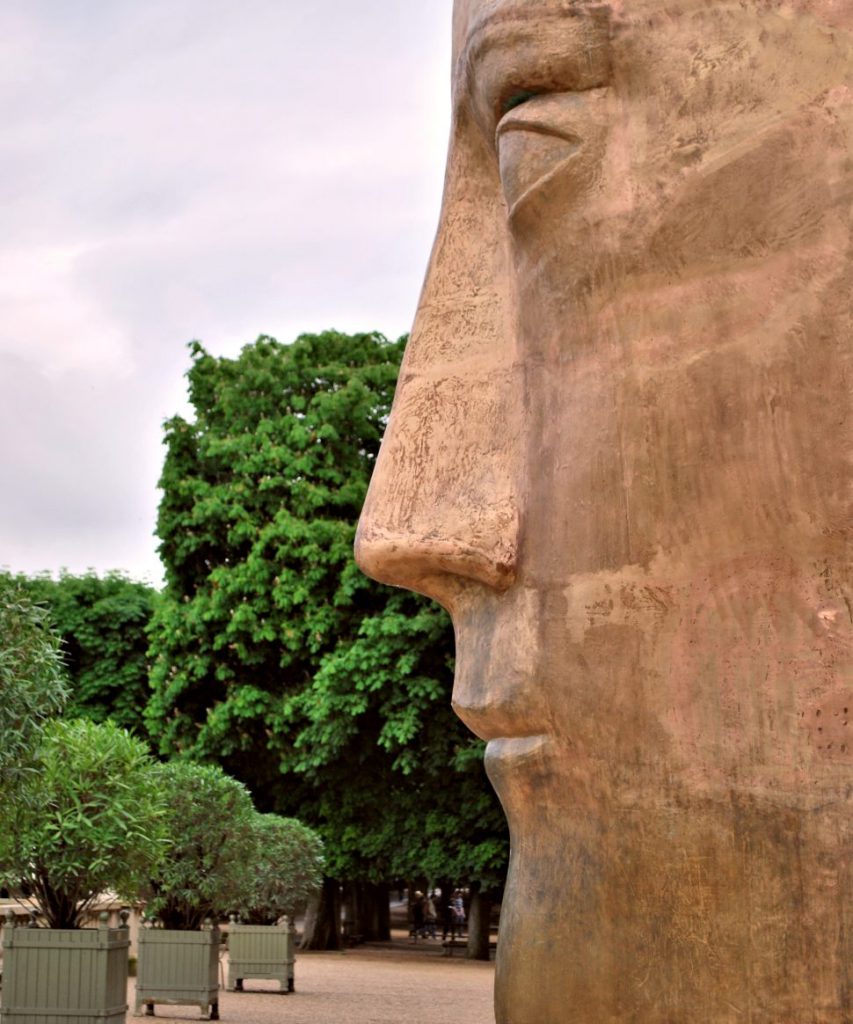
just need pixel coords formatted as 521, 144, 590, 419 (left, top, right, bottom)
496, 110, 581, 155
495, 88, 603, 145
463, 7, 614, 130
494, 91, 556, 148
500, 90, 540, 116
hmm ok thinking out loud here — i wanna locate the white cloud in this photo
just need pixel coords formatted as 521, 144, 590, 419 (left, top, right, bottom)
0, 244, 133, 378
0, 0, 454, 583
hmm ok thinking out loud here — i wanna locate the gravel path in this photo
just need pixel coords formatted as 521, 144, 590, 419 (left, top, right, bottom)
128, 940, 495, 1024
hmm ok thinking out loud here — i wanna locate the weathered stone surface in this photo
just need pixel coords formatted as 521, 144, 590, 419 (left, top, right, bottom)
357, 2, 852, 1021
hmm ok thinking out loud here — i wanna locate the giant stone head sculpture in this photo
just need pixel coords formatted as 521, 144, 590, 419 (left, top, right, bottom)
357, 2, 852, 1020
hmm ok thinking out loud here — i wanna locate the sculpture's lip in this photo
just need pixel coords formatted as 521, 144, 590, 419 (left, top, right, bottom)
484, 733, 553, 765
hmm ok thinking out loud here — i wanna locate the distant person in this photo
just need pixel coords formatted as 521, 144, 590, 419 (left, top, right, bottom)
450, 889, 465, 938
441, 891, 454, 941
424, 891, 438, 939
410, 890, 425, 941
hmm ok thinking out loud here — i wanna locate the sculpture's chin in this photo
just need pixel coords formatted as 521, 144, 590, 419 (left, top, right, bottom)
493, 860, 576, 1024
487, 739, 605, 1024
489, 751, 852, 1024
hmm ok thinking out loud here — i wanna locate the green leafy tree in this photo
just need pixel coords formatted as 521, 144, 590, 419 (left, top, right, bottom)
289, 600, 508, 891
145, 761, 256, 930
239, 814, 324, 924
146, 331, 508, 936
0, 718, 167, 928
146, 332, 408, 784
0, 576, 68, 801
7, 570, 156, 734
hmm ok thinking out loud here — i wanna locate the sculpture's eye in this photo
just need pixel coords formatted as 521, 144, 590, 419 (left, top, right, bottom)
501, 90, 540, 116
495, 89, 610, 220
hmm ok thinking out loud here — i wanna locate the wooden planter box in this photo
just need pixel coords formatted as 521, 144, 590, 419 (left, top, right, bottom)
225, 919, 294, 993
134, 925, 219, 1019
0, 911, 130, 1024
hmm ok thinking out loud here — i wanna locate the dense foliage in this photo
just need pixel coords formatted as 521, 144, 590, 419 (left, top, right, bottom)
0, 576, 68, 801
145, 761, 256, 930
145, 331, 407, 783
145, 331, 508, 893
294, 602, 508, 890
239, 814, 324, 924
0, 718, 167, 928
7, 571, 155, 734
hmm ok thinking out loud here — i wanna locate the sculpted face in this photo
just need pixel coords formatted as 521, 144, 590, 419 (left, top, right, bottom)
357, 2, 852, 1020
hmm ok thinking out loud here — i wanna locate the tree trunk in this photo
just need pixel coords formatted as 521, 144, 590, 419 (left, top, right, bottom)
375, 882, 391, 941
300, 876, 341, 950
466, 885, 493, 961
357, 882, 390, 941
342, 880, 359, 942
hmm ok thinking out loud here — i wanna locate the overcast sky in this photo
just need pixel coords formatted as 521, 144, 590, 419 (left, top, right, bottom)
0, 1, 453, 586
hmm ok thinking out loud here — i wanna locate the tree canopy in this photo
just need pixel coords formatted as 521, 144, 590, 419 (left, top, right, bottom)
8, 571, 155, 734
145, 760, 255, 930
0, 576, 68, 801
239, 813, 324, 925
146, 331, 508, 893
0, 718, 167, 928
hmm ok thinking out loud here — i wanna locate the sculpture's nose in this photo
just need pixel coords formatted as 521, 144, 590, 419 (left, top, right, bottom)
354, 353, 520, 605
355, 114, 521, 610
